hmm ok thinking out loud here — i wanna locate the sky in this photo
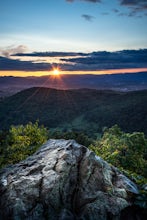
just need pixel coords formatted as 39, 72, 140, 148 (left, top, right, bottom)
0, 0, 147, 76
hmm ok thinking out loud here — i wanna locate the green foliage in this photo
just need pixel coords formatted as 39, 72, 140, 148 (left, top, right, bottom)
0, 122, 93, 168
0, 122, 48, 167
90, 125, 147, 178
48, 130, 92, 147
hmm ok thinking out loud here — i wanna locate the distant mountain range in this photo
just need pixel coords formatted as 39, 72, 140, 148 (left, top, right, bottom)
0, 87, 147, 135
0, 72, 147, 97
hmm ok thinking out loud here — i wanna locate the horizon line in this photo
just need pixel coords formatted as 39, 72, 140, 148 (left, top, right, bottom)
0, 68, 147, 77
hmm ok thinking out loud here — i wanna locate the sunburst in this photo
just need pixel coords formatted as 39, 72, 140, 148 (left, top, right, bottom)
53, 68, 60, 76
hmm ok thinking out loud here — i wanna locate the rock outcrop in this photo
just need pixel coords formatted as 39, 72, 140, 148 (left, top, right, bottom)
0, 139, 141, 219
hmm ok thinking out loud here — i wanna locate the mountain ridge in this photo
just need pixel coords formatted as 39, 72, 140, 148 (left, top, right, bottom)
0, 72, 147, 97
0, 87, 147, 134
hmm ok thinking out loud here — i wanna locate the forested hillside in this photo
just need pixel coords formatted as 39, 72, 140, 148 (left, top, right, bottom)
0, 87, 147, 135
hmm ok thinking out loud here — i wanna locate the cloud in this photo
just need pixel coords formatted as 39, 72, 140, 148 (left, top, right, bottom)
82, 14, 95, 21
0, 49, 147, 72
120, 0, 147, 7
12, 51, 86, 57
119, 0, 147, 13
112, 1, 147, 17
66, 0, 147, 9
61, 49, 147, 70
0, 45, 28, 58
0, 56, 52, 71
66, 0, 101, 3
66, 0, 147, 11
66, 0, 146, 17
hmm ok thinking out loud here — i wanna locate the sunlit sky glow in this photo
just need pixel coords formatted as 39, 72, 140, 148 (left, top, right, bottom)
0, 0, 147, 76
0, 68, 147, 77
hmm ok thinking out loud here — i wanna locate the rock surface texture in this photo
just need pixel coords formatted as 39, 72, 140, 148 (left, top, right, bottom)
0, 139, 141, 219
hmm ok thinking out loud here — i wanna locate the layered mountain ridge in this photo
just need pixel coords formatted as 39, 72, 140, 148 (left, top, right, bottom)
0, 87, 147, 134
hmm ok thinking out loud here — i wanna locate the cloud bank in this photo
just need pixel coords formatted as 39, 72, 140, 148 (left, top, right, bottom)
62, 49, 147, 70
0, 56, 52, 71
0, 49, 147, 72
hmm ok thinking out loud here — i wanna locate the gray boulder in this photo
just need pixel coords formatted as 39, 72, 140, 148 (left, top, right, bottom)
0, 139, 140, 220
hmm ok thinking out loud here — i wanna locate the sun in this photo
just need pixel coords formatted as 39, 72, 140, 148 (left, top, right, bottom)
53, 68, 60, 76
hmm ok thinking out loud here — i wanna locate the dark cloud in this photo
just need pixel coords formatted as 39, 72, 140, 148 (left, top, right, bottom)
66, 0, 147, 11
66, 0, 147, 9
0, 45, 28, 58
112, 1, 147, 17
12, 51, 86, 57
66, 0, 101, 3
120, 0, 147, 13
82, 14, 95, 21
120, 0, 147, 7
61, 49, 147, 70
0, 56, 52, 71
66, 0, 147, 17
1, 49, 147, 72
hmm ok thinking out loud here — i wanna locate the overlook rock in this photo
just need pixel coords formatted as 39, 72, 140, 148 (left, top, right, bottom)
0, 139, 141, 220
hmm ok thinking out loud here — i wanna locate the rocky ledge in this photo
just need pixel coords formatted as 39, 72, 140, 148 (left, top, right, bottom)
0, 139, 143, 220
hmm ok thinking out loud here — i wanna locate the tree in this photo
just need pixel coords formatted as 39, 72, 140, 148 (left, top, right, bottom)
0, 122, 48, 167
48, 130, 92, 147
90, 125, 147, 178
